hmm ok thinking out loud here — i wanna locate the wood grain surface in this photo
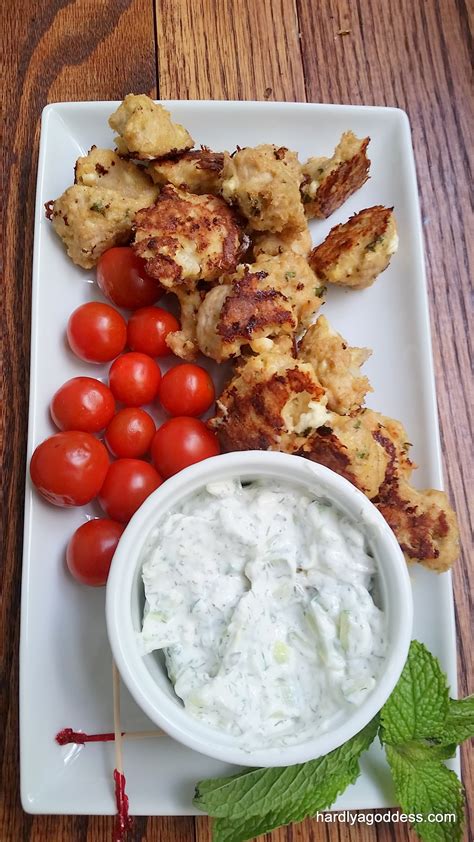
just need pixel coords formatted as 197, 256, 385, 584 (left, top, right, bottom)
1, 1, 472, 841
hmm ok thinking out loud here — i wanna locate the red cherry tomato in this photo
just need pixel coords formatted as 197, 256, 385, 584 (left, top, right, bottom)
109, 352, 161, 406
127, 306, 180, 357
30, 431, 109, 507
50, 377, 115, 433
159, 364, 215, 417
98, 459, 162, 523
67, 302, 127, 363
97, 247, 163, 310
66, 519, 124, 586
151, 417, 220, 479
105, 408, 155, 458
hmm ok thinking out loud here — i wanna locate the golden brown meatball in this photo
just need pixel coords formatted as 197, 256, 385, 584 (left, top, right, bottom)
108, 94, 193, 160
252, 252, 325, 328
209, 346, 329, 453
299, 410, 391, 499
196, 253, 324, 362
196, 269, 296, 362
309, 205, 398, 290
149, 149, 224, 194
47, 147, 159, 269
133, 185, 247, 287
74, 147, 159, 200
373, 480, 459, 573
299, 408, 414, 497
301, 131, 370, 219
221, 144, 306, 233
298, 315, 372, 414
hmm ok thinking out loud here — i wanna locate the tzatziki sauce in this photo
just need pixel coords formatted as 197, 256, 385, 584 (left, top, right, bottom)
139, 479, 387, 749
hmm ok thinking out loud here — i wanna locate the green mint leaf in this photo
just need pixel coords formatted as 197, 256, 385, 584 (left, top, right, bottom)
194, 717, 378, 823
385, 743, 464, 842
212, 759, 361, 842
380, 641, 449, 745
439, 696, 474, 745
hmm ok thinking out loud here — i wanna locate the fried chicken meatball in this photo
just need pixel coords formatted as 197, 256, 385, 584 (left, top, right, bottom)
301, 131, 370, 219
47, 148, 159, 269
108, 94, 194, 160
74, 147, 159, 199
298, 316, 372, 414
300, 408, 414, 497
374, 480, 459, 573
299, 410, 390, 498
309, 205, 398, 290
149, 149, 224, 194
209, 347, 329, 452
252, 223, 312, 258
252, 252, 325, 327
221, 144, 306, 233
196, 254, 323, 362
133, 185, 247, 286
165, 283, 205, 360
196, 270, 296, 362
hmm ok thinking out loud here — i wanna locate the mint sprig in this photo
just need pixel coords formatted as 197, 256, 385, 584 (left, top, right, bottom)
379, 641, 467, 842
194, 717, 378, 841
195, 642, 473, 842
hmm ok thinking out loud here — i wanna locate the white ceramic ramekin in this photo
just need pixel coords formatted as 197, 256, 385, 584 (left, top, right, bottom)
106, 451, 413, 768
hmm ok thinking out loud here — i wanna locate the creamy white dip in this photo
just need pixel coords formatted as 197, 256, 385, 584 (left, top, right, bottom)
139, 479, 387, 749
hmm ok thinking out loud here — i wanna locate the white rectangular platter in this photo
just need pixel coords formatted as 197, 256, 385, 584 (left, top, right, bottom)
20, 101, 458, 816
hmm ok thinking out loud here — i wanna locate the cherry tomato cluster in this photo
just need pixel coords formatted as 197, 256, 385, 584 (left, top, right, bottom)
30, 248, 221, 587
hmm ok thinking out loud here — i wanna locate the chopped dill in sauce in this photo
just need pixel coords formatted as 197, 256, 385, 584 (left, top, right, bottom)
139, 479, 387, 749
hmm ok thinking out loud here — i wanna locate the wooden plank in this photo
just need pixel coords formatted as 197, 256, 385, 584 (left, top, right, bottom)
155, 0, 306, 101
0, 3, 157, 842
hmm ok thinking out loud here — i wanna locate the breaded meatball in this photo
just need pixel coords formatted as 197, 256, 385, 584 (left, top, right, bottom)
300, 410, 390, 499
301, 131, 370, 219
47, 148, 159, 269
373, 480, 459, 573
252, 223, 312, 258
221, 144, 306, 233
133, 185, 247, 286
252, 252, 325, 328
165, 283, 205, 360
196, 253, 323, 362
309, 205, 398, 290
209, 347, 329, 452
298, 315, 372, 414
48, 185, 155, 269
300, 408, 414, 498
74, 147, 159, 201
369, 421, 458, 571
149, 149, 224, 194
108, 94, 194, 160
196, 269, 296, 362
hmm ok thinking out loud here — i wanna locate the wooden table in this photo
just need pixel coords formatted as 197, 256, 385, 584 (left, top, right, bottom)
2, 1, 472, 840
